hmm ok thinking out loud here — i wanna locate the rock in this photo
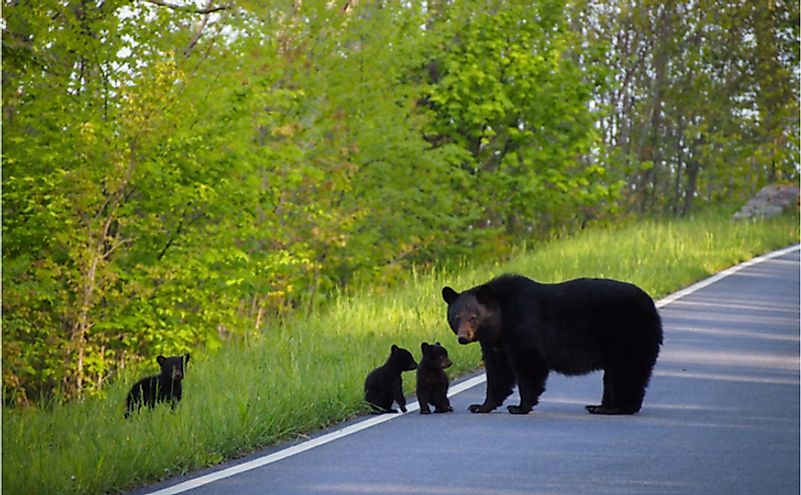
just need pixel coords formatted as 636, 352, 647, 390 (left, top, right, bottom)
733, 184, 799, 220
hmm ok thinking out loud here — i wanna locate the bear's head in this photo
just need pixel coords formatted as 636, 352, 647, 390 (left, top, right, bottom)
157, 354, 190, 381
421, 341, 452, 369
389, 344, 418, 371
441, 285, 500, 345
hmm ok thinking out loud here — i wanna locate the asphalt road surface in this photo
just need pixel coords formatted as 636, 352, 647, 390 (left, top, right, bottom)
139, 246, 800, 495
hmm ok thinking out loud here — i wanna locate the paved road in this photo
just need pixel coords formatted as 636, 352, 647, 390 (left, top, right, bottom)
141, 247, 800, 495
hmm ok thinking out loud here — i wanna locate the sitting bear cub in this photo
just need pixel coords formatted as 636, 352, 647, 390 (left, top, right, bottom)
364, 344, 417, 414
416, 341, 453, 414
125, 354, 190, 418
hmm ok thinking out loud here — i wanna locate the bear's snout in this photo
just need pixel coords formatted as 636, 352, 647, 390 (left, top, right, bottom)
456, 323, 476, 344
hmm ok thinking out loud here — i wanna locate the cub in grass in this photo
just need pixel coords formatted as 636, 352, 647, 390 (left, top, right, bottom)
125, 354, 190, 418
364, 344, 417, 414
416, 341, 453, 414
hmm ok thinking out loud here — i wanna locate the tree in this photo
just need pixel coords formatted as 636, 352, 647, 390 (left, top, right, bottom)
584, 0, 799, 215
2, 0, 259, 401
420, 0, 618, 236
4, 0, 796, 404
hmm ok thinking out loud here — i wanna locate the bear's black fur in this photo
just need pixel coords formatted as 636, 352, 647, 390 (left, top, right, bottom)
125, 354, 190, 418
364, 344, 417, 414
416, 341, 453, 414
442, 275, 662, 415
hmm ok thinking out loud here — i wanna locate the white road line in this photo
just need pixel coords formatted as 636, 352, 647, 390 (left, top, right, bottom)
654, 244, 800, 308
146, 375, 488, 495
144, 244, 799, 495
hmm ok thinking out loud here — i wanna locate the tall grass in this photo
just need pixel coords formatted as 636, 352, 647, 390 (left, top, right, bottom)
3, 212, 798, 494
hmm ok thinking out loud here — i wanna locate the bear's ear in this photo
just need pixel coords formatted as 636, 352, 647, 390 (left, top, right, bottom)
421, 342, 430, 353
442, 286, 459, 304
157, 355, 166, 365
391, 344, 399, 353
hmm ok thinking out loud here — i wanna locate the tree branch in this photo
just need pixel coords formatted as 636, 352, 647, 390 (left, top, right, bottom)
157, 209, 205, 261
183, 0, 214, 56
142, 0, 232, 15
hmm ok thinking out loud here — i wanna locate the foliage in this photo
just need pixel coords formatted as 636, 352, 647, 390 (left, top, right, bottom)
422, 0, 618, 234
3, 0, 266, 401
2, 0, 798, 406
583, 0, 800, 213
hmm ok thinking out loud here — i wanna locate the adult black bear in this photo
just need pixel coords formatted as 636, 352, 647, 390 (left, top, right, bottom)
364, 344, 417, 414
125, 354, 190, 418
442, 275, 662, 415
416, 341, 453, 414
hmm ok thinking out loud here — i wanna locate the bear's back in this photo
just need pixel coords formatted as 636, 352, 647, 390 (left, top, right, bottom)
487, 275, 661, 374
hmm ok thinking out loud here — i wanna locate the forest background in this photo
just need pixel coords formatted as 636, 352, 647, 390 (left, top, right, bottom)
2, 0, 799, 405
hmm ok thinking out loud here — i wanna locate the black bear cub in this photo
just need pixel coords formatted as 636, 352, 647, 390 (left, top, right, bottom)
125, 354, 190, 418
416, 342, 453, 414
364, 344, 417, 414
443, 275, 662, 415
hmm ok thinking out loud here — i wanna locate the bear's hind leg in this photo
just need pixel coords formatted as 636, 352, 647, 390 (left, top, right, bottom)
366, 388, 398, 414
586, 368, 644, 415
585, 369, 615, 413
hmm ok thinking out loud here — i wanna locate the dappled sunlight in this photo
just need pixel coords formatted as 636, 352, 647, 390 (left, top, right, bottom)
730, 268, 795, 281
644, 401, 741, 413
635, 415, 795, 432
668, 298, 799, 314
658, 348, 799, 371
654, 368, 799, 386
307, 483, 540, 495
629, 399, 799, 433
645, 400, 798, 424
734, 258, 799, 273
665, 324, 799, 342
665, 308, 798, 327
307, 480, 696, 495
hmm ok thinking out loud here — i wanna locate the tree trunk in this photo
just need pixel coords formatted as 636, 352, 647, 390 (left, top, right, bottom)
682, 160, 700, 216
635, 3, 673, 214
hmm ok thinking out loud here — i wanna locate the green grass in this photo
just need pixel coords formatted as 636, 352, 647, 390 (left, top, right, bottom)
3, 212, 798, 494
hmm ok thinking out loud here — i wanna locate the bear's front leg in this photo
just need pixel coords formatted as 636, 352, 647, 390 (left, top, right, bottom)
468, 402, 497, 413
435, 406, 453, 413
433, 395, 453, 413
507, 352, 548, 415
392, 377, 407, 413
471, 344, 515, 413
417, 388, 432, 414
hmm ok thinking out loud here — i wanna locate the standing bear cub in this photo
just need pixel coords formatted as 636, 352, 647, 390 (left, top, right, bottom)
442, 275, 662, 415
125, 354, 190, 418
416, 342, 453, 414
364, 344, 417, 414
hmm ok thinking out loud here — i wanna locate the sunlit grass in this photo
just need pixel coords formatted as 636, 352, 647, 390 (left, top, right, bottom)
3, 212, 798, 494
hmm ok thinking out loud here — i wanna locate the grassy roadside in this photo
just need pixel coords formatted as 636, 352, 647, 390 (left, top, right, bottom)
3, 212, 798, 494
